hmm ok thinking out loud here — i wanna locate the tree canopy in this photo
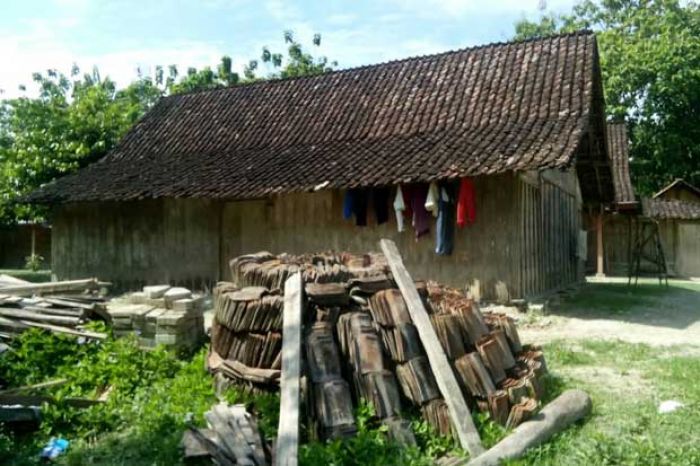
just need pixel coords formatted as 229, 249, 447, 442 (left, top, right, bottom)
515, 0, 700, 195
0, 32, 334, 224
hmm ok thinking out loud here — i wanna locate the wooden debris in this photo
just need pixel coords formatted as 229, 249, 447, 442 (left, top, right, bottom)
506, 398, 538, 429
305, 282, 348, 306
185, 402, 268, 465
0, 378, 67, 395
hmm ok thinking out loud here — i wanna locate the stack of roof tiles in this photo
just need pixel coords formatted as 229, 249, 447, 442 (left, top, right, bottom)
28, 31, 612, 206
207, 250, 549, 442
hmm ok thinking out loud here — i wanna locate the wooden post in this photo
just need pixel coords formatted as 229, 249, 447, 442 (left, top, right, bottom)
595, 211, 605, 277
380, 239, 484, 457
276, 272, 303, 466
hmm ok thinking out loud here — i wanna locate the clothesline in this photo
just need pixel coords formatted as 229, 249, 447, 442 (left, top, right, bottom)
342, 178, 477, 256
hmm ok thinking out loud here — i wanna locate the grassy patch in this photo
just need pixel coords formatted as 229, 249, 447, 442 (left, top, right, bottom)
510, 339, 700, 465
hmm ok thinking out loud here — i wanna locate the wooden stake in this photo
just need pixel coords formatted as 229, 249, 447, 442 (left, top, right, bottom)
380, 239, 484, 456
275, 272, 303, 466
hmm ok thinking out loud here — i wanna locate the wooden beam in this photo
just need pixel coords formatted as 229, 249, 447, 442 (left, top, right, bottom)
466, 390, 592, 466
379, 239, 484, 457
595, 211, 605, 277
275, 272, 303, 466
0, 278, 101, 297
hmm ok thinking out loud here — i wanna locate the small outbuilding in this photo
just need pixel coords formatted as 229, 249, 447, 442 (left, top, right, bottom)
28, 31, 614, 299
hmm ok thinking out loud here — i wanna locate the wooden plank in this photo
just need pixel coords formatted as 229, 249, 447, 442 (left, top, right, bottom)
19, 321, 107, 340
0, 394, 102, 408
0, 308, 80, 326
0, 378, 67, 395
380, 239, 484, 456
275, 272, 303, 466
0, 278, 101, 297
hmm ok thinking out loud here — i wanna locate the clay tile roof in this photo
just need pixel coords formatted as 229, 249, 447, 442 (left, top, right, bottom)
27, 31, 613, 204
642, 198, 700, 220
606, 122, 636, 205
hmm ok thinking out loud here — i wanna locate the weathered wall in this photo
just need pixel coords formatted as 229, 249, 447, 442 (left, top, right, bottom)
52, 171, 583, 299
0, 224, 51, 269
582, 214, 699, 278
674, 221, 700, 278
52, 199, 220, 290
221, 171, 582, 300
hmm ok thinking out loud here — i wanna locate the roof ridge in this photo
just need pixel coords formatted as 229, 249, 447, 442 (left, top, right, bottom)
163, 29, 595, 100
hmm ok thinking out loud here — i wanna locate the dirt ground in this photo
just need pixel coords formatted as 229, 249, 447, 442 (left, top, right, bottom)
515, 277, 700, 350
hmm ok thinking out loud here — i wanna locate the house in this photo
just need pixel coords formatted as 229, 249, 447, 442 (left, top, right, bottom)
584, 122, 700, 278
584, 122, 638, 276
645, 181, 700, 278
28, 31, 614, 299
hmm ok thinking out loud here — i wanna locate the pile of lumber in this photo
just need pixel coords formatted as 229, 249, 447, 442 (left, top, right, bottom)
208, 250, 549, 444
182, 402, 268, 465
0, 276, 109, 341
108, 284, 205, 350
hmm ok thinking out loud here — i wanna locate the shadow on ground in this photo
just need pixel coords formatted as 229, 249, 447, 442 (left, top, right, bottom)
548, 280, 700, 330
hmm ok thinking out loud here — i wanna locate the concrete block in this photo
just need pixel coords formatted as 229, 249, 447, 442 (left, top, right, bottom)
128, 292, 147, 304
164, 287, 192, 308
145, 298, 166, 308
143, 285, 171, 299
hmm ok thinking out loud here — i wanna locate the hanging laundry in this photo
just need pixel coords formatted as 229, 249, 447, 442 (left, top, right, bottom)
353, 189, 368, 226
393, 185, 406, 232
425, 181, 440, 217
343, 189, 354, 220
372, 187, 391, 225
436, 183, 456, 255
456, 178, 476, 227
343, 188, 368, 226
410, 183, 431, 238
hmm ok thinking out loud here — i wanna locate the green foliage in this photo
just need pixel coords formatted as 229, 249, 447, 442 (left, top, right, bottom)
23, 253, 43, 271
514, 0, 700, 194
0, 68, 160, 224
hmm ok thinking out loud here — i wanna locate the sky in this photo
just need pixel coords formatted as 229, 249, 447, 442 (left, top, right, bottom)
0, 0, 580, 97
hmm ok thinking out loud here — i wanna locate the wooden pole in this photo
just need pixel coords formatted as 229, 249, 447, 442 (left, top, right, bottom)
380, 239, 484, 457
467, 390, 592, 466
595, 211, 605, 277
275, 272, 303, 466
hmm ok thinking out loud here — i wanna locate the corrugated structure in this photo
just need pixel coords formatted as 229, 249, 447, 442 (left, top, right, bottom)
31, 31, 615, 298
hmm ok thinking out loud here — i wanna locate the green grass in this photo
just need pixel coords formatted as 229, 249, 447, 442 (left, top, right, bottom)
510, 339, 700, 465
0, 269, 52, 283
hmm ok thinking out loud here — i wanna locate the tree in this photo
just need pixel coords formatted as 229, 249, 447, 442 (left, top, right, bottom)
0, 31, 335, 224
514, 0, 700, 194
0, 67, 161, 223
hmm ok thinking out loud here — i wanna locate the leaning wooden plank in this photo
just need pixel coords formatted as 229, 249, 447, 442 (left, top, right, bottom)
467, 390, 592, 466
0, 394, 102, 408
0, 308, 81, 326
19, 321, 107, 340
380, 239, 484, 457
0, 378, 68, 395
0, 278, 101, 297
275, 272, 303, 466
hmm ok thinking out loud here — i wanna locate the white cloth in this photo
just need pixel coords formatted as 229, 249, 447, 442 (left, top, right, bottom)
393, 185, 406, 232
425, 182, 440, 217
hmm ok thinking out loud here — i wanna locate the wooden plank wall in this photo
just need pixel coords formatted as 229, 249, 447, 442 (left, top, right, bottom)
518, 172, 581, 298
